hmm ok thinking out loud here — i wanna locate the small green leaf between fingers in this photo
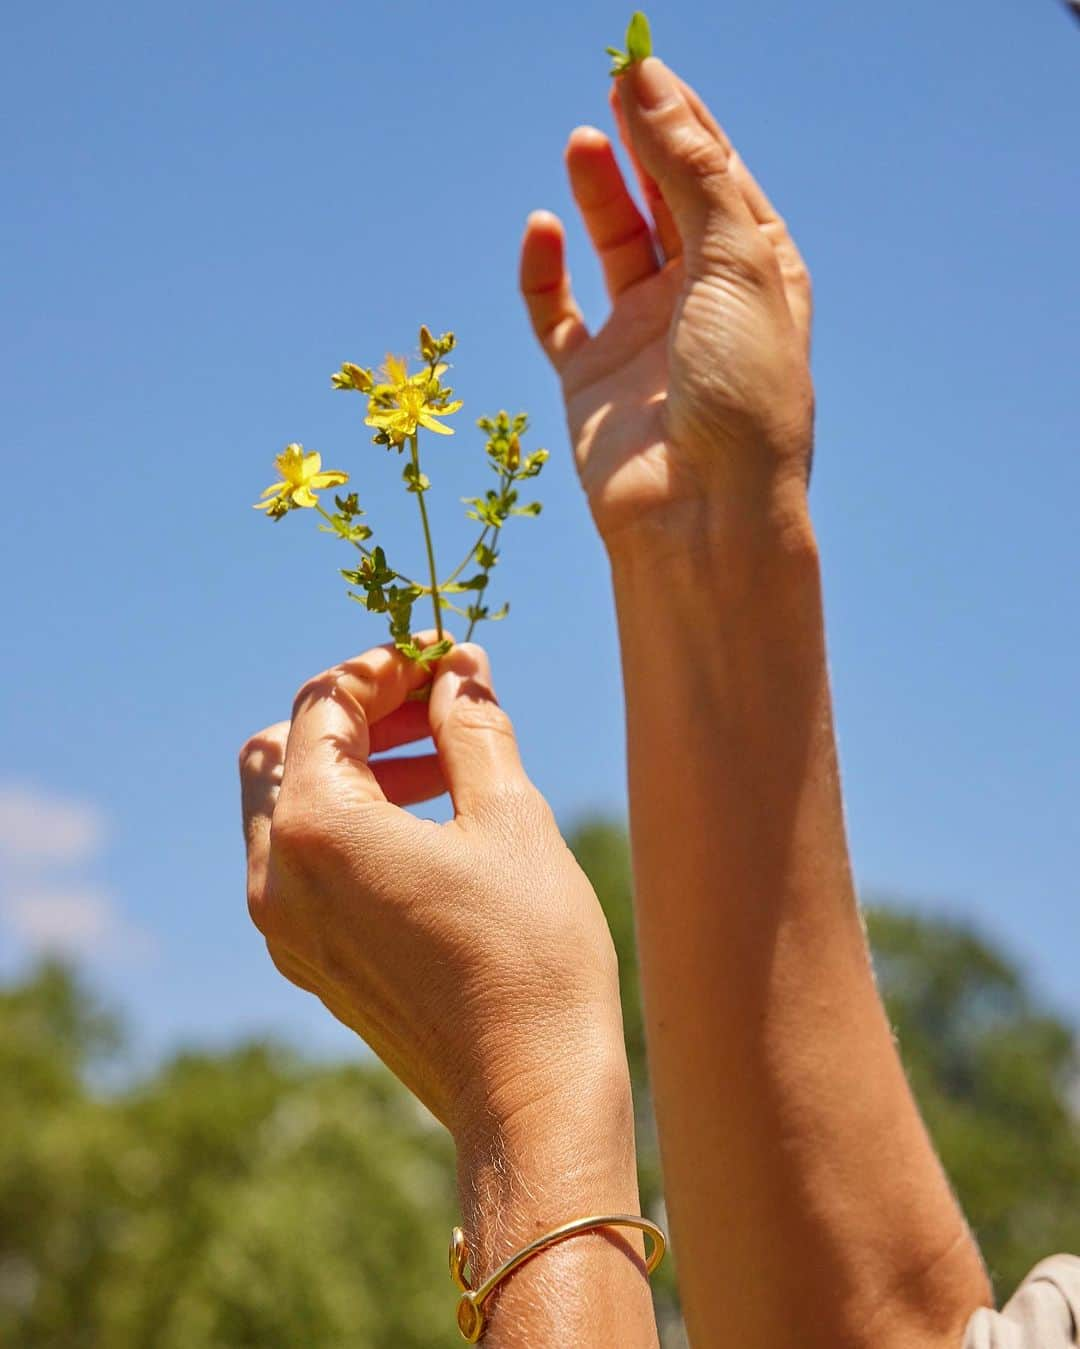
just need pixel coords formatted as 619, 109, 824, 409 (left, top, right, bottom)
627, 11, 652, 61
608, 11, 653, 75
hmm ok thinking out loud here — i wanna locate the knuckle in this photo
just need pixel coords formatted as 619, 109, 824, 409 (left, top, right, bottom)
703, 229, 778, 288
238, 737, 257, 775
449, 696, 516, 740
238, 722, 289, 779
673, 124, 731, 182
788, 258, 813, 296
733, 231, 778, 280
246, 879, 271, 933
291, 668, 341, 719
237, 729, 271, 776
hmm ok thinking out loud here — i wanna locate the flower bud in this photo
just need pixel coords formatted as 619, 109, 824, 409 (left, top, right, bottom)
418, 325, 438, 361
332, 362, 373, 392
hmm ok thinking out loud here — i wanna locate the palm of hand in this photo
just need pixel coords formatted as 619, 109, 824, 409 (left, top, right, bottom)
520, 74, 813, 543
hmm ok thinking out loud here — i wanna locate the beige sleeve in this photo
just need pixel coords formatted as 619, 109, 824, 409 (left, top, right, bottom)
965, 1256, 1080, 1348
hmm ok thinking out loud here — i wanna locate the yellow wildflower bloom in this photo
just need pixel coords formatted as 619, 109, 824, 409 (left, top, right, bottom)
255, 443, 348, 515
365, 354, 463, 446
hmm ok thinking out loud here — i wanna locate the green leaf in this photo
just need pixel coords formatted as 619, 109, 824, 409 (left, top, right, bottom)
413, 639, 453, 667
320, 519, 372, 543
608, 11, 652, 73
347, 588, 387, 612
626, 11, 652, 61
402, 463, 430, 494
488, 602, 510, 621
443, 574, 488, 594
462, 495, 504, 528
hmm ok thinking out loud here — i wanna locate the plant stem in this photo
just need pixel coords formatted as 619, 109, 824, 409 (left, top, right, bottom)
315, 503, 422, 590
461, 526, 498, 642
441, 526, 490, 589
463, 467, 510, 641
410, 433, 444, 641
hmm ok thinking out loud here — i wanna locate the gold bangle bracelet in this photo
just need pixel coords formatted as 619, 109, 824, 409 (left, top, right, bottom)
449, 1213, 666, 1342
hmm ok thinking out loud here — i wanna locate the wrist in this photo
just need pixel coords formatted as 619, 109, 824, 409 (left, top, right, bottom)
452, 1048, 657, 1347
604, 468, 816, 574
454, 1039, 641, 1271
606, 485, 820, 624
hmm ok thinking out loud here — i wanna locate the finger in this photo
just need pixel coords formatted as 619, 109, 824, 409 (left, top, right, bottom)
280, 642, 435, 812
370, 753, 447, 807
428, 643, 531, 817
677, 77, 812, 344
369, 699, 433, 754
239, 721, 289, 915
520, 210, 590, 373
609, 85, 682, 262
616, 58, 759, 265
565, 126, 658, 299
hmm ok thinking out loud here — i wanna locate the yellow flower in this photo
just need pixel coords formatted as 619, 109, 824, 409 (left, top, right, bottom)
331, 362, 373, 392
254, 443, 348, 515
365, 354, 463, 446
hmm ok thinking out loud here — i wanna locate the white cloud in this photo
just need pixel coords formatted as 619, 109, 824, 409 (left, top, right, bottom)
1, 884, 154, 963
0, 785, 153, 964
0, 785, 106, 866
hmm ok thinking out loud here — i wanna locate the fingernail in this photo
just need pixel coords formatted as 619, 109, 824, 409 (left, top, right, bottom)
629, 57, 677, 110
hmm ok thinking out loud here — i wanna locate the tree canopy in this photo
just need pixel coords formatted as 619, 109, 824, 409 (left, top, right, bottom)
1, 822, 1076, 1345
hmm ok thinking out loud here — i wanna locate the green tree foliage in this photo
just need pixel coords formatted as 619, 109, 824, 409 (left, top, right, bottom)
0, 963, 459, 1348
1, 830, 1077, 1346
867, 906, 1080, 1297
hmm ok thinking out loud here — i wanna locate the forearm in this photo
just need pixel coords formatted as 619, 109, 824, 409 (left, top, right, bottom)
608, 498, 991, 1347
454, 1045, 659, 1348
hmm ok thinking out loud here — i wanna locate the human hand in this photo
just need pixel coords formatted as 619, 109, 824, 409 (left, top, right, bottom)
238, 640, 629, 1154
520, 56, 814, 554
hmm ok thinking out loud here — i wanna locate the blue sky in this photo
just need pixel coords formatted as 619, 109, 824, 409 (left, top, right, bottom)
2, 0, 1077, 1064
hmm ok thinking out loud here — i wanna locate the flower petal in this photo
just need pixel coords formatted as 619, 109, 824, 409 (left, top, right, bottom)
277, 444, 307, 485
384, 354, 409, 385
309, 470, 348, 489
410, 362, 448, 384
293, 486, 318, 508
418, 413, 454, 435
303, 450, 323, 476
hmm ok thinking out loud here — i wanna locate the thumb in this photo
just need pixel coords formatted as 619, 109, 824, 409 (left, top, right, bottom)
617, 57, 757, 264
428, 644, 531, 817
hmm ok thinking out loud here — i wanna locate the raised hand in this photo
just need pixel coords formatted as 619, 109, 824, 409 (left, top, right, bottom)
239, 641, 626, 1144
239, 641, 659, 1343
520, 57, 814, 551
